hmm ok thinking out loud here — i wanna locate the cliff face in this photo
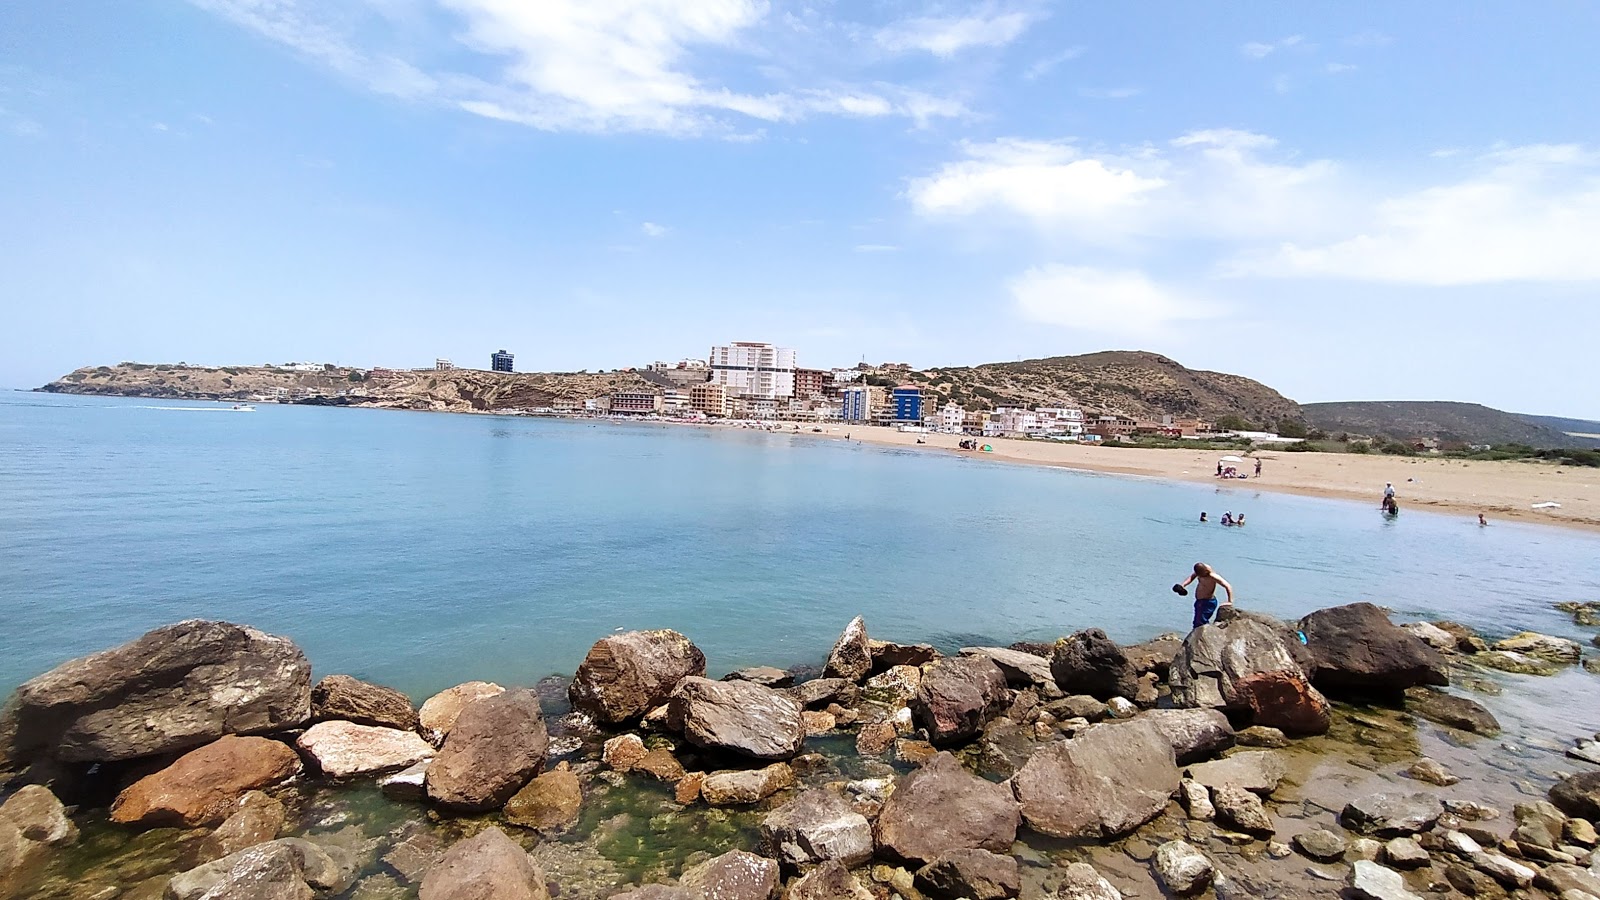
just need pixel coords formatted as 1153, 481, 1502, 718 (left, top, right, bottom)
40, 363, 651, 413
912, 351, 1303, 425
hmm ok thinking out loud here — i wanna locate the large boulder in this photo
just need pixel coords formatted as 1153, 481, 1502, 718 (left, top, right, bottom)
916, 849, 1020, 900
678, 849, 779, 900
310, 675, 418, 732
1137, 709, 1235, 765
1168, 613, 1331, 735
1049, 630, 1137, 701
0, 785, 76, 847
419, 827, 548, 900
875, 752, 1019, 865
1298, 603, 1449, 693
296, 721, 434, 778
1011, 719, 1179, 839
110, 736, 302, 827
666, 677, 806, 761
824, 617, 872, 682
1184, 750, 1288, 795
568, 630, 705, 725
425, 689, 549, 812
959, 648, 1056, 691
761, 789, 873, 869
1550, 771, 1600, 819
909, 657, 1008, 747
1, 620, 311, 764
418, 682, 504, 744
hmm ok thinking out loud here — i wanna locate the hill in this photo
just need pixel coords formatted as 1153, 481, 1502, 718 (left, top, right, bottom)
1514, 413, 1600, 439
909, 351, 1303, 427
1301, 400, 1600, 449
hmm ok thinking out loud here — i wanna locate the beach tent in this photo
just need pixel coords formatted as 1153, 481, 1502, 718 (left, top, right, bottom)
1219, 455, 1244, 463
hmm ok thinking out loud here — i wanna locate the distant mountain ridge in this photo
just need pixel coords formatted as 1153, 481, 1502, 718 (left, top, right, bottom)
1515, 413, 1600, 438
1302, 400, 1600, 449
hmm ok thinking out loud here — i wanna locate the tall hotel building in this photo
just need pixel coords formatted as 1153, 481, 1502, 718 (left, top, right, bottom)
708, 342, 796, 400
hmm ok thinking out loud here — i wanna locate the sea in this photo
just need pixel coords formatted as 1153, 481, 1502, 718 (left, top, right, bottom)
3, 392, 1598, 722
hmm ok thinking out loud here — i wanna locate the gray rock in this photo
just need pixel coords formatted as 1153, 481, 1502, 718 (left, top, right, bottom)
1179, 781, 1214, 821
425, 689, 549, 812
1349, 860, 1423, 900
1235, 725, 1289, 748
1553, 771, 1600, 819
1184, 750, 1287, 794
1514, 799, 1569, 849
824, 617, 872, 683
1167, 612, 1331, 735
677, 849, 779, 900
1212, 784, 1273, 837
1494, 632, 1582, 663
1105, 697, 1137, 719
1011, 719, 1178, 840
296, 721, 434, 778
1292, 829, 1346, 862
760, 789, 873, 870
667, 677, 806, 761
1348, 838, 1384, 861
1383, 837, 1429, 869
910, 656, 1009, 747
379, 761, 430, 801
960, 648, 1056, 690
1403, 688, 1501, 736
186, 843, 314, 900
1342, 793, 1445, 836
169, 838, 354, 900
310, 675, 418, 732
0, 785, 76, 846
1298, 603, 1449, 693
1401, 622, 1461, 652
915, 848, 1020, 900
1050, 630, 1138, 701
1571, 740, 1600, 766
876, 752, 1019, 865
1055, 863, 1122, 900
1471, 851, 1536, 888
1536, 863, 1600, 897
788, 860, 874, 900
0, 620, 311, 764
568, 630, 706, 725
785, 679, 854, 710
1046, 695, 1108, 721
1441, 830, 1483, 856
418, 827, 548, 900
1151, 840, 1214, 896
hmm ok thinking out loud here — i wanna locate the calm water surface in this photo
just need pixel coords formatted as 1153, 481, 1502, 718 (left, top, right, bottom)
3, 393, 1598, 708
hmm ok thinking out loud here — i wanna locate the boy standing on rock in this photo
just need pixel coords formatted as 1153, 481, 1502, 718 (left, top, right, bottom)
1173, 562, 1235, 629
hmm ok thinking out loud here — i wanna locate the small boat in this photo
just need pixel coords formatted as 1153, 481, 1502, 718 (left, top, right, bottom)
231, 403, 256, 412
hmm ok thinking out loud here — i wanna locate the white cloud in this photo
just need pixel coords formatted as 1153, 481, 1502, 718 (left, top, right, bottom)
1023, 45, 1085, 81
1241, 35, 1304, 59
1078, 86, 1141, 100
1010, 265, 1216, 338
876, 7, 1037, 58
854, 243, 899, 252
1344, 29, 1393, 47
1325, 62, 1357, 74
641, 222, 669, 238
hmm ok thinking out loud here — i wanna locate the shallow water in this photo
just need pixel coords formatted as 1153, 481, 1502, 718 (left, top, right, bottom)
2, 392, 1599, 702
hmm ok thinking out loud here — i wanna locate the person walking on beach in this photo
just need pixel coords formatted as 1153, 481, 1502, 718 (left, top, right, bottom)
1173, 562, 1235, 629
1254, 458, 1262, 477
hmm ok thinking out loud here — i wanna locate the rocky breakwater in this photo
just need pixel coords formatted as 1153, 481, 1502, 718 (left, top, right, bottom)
1, 602, 1597, 900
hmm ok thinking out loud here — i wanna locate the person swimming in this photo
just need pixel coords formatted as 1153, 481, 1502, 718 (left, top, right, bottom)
1200, 512, 1208, 523
1220, 511, 1234, 526
1236, 513, 1246, 526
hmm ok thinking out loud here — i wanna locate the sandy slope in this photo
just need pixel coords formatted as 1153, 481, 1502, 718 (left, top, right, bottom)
783, 425, 1600, 533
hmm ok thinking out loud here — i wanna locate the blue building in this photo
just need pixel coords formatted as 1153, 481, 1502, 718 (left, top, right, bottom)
840, 385, 872, 423
490, 349, 514, 373
892, 384, 922, 422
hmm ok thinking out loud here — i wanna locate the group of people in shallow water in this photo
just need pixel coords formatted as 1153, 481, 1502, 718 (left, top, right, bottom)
1198, 510, 1245, 526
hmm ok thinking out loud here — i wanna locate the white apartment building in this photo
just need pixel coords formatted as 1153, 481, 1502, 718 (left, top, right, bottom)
1036, 406, 1085, 437
939, 402, 966, 434
708, 341, 796, 400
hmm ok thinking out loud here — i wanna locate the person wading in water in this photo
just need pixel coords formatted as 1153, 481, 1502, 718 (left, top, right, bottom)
1172, 562, 1235, 629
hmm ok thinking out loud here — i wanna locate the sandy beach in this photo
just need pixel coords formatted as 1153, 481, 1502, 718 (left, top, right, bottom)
784, 424, 1600, 533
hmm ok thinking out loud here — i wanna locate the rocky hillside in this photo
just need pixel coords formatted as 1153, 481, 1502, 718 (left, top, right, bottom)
908, 351, 1302, 426
1302, 401, 1600, 449
39, 363, 650, 413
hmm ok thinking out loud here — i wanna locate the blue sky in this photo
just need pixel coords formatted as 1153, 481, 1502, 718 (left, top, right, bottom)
2, 1, 1598, 416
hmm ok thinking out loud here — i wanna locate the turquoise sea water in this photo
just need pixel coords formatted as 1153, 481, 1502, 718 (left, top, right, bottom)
3, 392, 1598, 702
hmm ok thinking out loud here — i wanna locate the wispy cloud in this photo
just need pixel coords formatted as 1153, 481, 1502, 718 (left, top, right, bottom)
1078, 86, 1142, 100
1010, 265, 1218, 339
1023, 45, 1086, 80
1325, 62, 1357, 75
876, 6, 1039, 58
1344, 29, 1393, 47
641, 222, 669, 238
1241, 35, 1304, 59
854, 243, 899, 253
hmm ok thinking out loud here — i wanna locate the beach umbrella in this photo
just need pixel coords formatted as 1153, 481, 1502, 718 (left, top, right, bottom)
1220, 455, 1244, 462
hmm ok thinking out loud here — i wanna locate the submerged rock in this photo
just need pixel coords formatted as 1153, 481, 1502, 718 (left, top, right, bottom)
418, 826, 548, 900
824, 617, 873, 683
1475, 650, 1562, 676
1184, 750, 1287, 795
1292, 829, 1346, 862
425, 688, 549, 812
418, 682, 505, 745
915, 848, 1020, 900
1493, 632, 1582, 663
761, 788, 873, 869
569, 630, 706, 725
1, 620, 311, 764
504, 764, 582, 833
310, 675, 418, 732
1406, 758, 1459, 787
1342, 792, 1445, 837
876, 752, 1019, 865
1055, 862, 1123, 900
910, 656, 1009, 747
297, 720, 435, 778
169, 837, 356, 900
1298, 603, 1449, 693
667, 677, 806, 761
1011, 719, 1178, 840
110, 735, 302, 827
379, 760, 430, 801
197, 790, 286, 861
1402, 688, 1501, 735
1049, 629, 1137, 702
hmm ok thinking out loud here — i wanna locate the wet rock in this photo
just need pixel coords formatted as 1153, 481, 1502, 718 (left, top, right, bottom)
297, 721, 435, 778
855, 722, 896, 756
1494, 632, 1582, 663
702, 763, 795, 807
667, 677, 805, 761
1343, 793, 1446, 837
1431, 621, 1488, 653
2, 620, 311, 764
1402, 688, 1501, 736
569, 630, 707, 725
910, 657, 1009, 747
723, 667, 793, 689
893, 739, 937, 766
1298, 603, 1449, 693
310, 675, 418, 732
1401, 622, 1461, 652
425, 688, 549, 812
916, 848, 1019, 900
379, 761, 429, 801
1236, 725, 1289, 748
789, 860, 874, 900
603, 734, 649, 772
960, 648, 1056, 691
1180, 780, 1214, 821
1212, 785, 1273, 837
504, 764, 582, 833
1138, 708, 1235, 765
418, 682, 505, 744
1151, 840, 1213, 896
1168, 614, 1331, 735
1537, 863, 1600, 897
786, 679, 855, 710
1293, 829, 1346, 862
678, 849, 779, 900
877, 752, 1019, 865
674, 772, 705, 804
1184, 749, 1287, 795
1570, 739, 1600, 766
110, 736, 301, 827
170, 838, 356, 900
1049, 630, 1137, 701
383, 828, 444, 885
861, 666, 921, 704
611, 887, 692, 900
1476, 650, 1562, 676
1056, 862, 1123, 900
761, 788, 873, 869
197, 790, 285, 861
1471, 851, 1536, 888
1349, 860, 1424, 900
1011, 719, 1177, 840
1552, 772, 1600, 820
1384, 836, 1429, 868
418, 826, 548, 900
633, 748, 686, 782
0, 784, 75, 846
1404, 757, 1459, 787
824, 617, 873, 683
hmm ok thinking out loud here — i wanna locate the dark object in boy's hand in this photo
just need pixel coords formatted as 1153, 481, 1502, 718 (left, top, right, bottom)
1172, 584, 1188, 596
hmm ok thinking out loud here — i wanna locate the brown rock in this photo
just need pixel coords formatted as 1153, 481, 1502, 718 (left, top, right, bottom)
856, 722, 896, 756
789, 860, 874, 900
425, 689, 549, 812
894, 739, 938, 766
916, 848, 1020, 900
310, 675, 418, 732
0, 784, 76, 846
875, 752, 1020, 865
418, 682, 505, 745
419, 826, 548, 900
910, 657, 1009, 747
504, 764, 582, 833
870, 640, 941, 669
824, 616, 873, 683
678, 849, 779, 900
568, 630, 706, 725
667, 677, 806, 761
603, 734, 649, 772
633, 748, 686, 782
1232, 671, 1332, 735
702, 763, 795, 807
197, 791, 285, 861
0, 821, 49, 900
1011, 720, 1179, 839
761, 789, 873, 869
802, 711, 837, 735
675, 772, 705, 804
110, 736, 302, 827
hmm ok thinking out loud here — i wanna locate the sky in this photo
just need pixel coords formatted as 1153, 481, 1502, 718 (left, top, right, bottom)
2, 1, 1598, 416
